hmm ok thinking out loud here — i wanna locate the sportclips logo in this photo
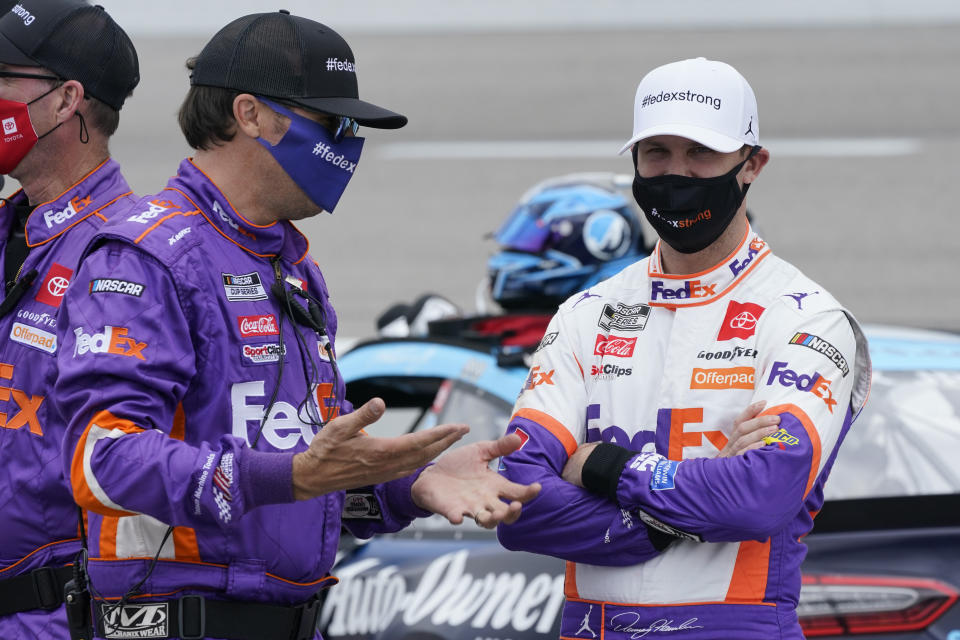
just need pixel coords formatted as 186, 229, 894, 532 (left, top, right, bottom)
641, 89, 722, 111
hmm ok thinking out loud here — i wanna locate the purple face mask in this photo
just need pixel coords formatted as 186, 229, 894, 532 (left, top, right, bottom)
256, 98, 364, 213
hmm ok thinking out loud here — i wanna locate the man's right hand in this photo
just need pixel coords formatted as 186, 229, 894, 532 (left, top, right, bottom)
292, 398, 468, 500
717, 400, 780, 458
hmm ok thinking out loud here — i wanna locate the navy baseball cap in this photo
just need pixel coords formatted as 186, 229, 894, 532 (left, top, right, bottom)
0, 0, 139, 110
190, 10, 406, 129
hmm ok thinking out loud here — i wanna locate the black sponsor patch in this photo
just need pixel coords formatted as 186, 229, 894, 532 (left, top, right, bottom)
100, 602, 168, 638
789, 332, 850, 377
342, 492, 382, 520
535, 331, 558, 352
598, 302, 651, 332
89, 278, 146, 297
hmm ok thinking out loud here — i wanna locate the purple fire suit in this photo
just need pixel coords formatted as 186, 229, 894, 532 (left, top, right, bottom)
0, 159, 136, 637
54, 159, 430, 639
497, 229, 872, 639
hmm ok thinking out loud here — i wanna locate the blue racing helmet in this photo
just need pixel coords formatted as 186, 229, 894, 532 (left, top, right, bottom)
485, 174, 647, 311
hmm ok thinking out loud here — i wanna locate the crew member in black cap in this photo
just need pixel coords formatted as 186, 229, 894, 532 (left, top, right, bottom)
52, 11, 539, 640
0, 0, 139, 637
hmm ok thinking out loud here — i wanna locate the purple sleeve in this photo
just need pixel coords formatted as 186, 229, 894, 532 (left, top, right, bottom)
343, 468, 433, 539
584, 404, 855, 543
497, 416, 669, 566
55, 242, 293, 529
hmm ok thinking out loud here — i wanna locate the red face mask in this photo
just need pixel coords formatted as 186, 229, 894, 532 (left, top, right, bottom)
0, 98, 40, 174
0, 82, 66, 175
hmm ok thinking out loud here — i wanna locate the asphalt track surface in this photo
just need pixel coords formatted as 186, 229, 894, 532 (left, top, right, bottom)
97, 26, 960, 339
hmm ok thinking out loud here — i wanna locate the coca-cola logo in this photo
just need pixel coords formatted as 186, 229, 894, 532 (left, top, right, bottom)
594, 334, 637, 358
238, 314, 279, 337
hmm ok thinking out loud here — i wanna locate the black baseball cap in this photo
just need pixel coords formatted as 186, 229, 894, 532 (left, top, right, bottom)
0, 0, 139, 110
191, 10, 406, 129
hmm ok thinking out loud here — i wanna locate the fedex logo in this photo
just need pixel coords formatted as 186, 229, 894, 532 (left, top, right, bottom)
728, 238, 766, 277
128, 199, 177, 224
523, 366, 555, 390
0, 363, 44, 436
73, 326, 147, 360
42, 194, 92, 229
766, 361, 837, 413
650, 279, 715, 301
231, 380, 338, 449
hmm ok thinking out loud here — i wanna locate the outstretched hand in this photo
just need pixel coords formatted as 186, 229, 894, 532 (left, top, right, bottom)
411, 433, 542, 528
292, 398, 468, 500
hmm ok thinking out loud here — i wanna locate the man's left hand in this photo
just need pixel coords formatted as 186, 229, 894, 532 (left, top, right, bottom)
411, 433, 541, 528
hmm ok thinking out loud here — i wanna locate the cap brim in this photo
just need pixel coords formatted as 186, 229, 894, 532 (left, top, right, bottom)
292, 96, 407, 129
617, 123, 744, 155
0, 33, 39, 67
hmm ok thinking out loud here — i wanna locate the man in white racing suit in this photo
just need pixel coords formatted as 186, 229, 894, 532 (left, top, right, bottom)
497, 57, 871, 639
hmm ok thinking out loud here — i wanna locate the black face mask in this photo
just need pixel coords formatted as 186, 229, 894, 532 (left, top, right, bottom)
631, 146, 760, 254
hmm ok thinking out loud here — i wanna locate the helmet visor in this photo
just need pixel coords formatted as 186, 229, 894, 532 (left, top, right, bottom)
493, 202, 552, 253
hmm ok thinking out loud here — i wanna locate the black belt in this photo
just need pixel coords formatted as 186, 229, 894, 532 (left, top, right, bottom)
96, 593, 321, 640
0, 565, 74, 616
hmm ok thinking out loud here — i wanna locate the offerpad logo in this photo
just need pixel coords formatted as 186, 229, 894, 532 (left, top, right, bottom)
717, 301, 765, 341
35, 263, 73, 307
594, 334, 637, 358
690, 367, 755, 390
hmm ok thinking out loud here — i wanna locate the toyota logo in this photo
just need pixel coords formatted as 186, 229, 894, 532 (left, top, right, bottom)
47, 276, 70, 298
729, 311, 758, 330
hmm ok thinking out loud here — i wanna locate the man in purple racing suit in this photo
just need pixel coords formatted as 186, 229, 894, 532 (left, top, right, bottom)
54, 11, 538, 640
0, 1, 139, 637
497, 58, 871, 639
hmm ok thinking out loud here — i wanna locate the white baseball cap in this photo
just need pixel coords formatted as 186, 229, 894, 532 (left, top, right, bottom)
618, 57, 759, 155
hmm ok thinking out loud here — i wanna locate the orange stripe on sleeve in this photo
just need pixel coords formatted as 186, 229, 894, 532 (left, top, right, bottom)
725, 539, 771, 603
99, 516, 119, 559
70, 410, 142, 517
760, 403, 822, 499
513, 408, 578, 457
564, 561, 580, 599
173, 527, 201, 561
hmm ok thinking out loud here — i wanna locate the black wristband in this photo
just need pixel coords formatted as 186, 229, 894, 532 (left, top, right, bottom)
581, 442, 635, 502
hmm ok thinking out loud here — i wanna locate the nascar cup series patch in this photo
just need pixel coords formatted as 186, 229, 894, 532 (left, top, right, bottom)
222, 272, 267, 301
